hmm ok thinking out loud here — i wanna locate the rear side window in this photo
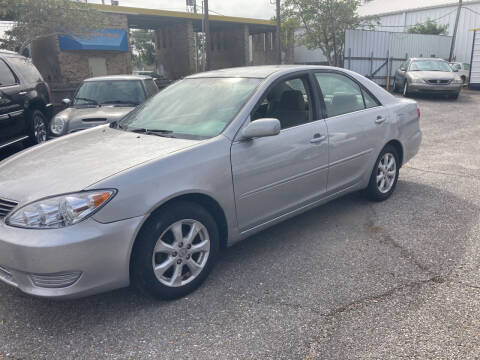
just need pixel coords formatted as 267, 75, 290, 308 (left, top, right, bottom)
144, 79, 159, 97
7, 56, 43, 84
362, 88, 380, 108
314, 72, 365, 117
464, 63, 471, 71
0, 59, 17, 86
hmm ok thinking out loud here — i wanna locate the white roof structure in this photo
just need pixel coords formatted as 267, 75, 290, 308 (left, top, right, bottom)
358, 0, 479, 17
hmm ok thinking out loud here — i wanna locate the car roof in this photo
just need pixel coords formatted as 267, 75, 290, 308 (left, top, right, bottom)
410, 58, 447, 61
84, 75, 151, 82
187, 65, 340, 79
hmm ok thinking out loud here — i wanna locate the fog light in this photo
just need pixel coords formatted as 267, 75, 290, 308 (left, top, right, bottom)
30, 271, 82, 288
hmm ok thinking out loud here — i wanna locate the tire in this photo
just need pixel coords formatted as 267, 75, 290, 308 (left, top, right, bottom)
461, 76, 466, 85
392, 78, 398, 93
402, 82, 410, 97
131, 201, 220, 300
366, 145, 400, 202
27, 110, 48, 145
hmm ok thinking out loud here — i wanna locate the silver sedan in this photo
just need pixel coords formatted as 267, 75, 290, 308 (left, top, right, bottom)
0, 65, 421, 299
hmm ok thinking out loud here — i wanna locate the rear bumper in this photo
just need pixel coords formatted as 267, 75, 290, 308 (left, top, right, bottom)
0, 216, 143, 299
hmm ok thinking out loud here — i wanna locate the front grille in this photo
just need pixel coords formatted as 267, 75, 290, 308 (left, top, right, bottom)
0, 198, 18, 219
427, 79, 451, 85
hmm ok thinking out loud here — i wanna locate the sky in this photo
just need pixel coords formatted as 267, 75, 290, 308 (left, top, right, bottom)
87, 0, 276, 20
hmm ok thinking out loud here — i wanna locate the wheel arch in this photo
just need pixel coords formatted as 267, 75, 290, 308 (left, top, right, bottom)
385, 139, 404, 166
131, 192, 229, 258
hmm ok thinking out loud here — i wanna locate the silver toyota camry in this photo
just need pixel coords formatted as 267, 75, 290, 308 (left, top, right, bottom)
0, 66, 422, 300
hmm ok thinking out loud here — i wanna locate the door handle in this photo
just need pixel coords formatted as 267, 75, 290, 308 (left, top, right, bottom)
18, 91, 27, 96
375, 115, 386, 124
310, 133, 327, 144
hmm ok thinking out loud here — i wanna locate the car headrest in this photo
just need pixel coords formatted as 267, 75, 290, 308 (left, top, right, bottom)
332, 93, 358, 108
279, 90, 305, 111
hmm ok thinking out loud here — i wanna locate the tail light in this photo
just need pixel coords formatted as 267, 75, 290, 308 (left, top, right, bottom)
417, 107, 421, 120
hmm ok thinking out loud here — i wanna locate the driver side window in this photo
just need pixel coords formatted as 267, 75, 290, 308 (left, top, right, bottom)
252, 76, 313, 130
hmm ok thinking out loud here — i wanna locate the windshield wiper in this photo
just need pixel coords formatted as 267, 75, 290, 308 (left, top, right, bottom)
128, 128, 176, 138
74, 97, 99, 105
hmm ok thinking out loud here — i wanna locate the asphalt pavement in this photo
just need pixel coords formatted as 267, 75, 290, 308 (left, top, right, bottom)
0, 90, 479, 359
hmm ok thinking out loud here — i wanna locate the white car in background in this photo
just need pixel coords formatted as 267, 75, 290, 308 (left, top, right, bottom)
449, 62, 471, 85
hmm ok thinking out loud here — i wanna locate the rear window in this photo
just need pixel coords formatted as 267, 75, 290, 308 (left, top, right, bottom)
7, 56, 43, 84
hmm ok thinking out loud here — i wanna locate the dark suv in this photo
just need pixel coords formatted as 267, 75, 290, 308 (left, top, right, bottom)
0, 50, 52, 149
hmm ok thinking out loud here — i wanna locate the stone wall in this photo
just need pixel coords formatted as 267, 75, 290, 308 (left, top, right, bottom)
155, 21, 195, 79
209, 25, 249, 70
31, 13, 131, 106
251, 32, 277, 66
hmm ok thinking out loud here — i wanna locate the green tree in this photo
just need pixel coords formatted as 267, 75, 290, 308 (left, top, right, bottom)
407, 18, 449, 35
130, 29, 156, 70
282, 0, 376, 66
0, 0, 103, 54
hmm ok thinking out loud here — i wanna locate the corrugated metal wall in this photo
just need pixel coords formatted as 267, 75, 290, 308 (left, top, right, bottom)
470, 31, 480, 87
372, 2, 480, 62
345, 29, 452, 86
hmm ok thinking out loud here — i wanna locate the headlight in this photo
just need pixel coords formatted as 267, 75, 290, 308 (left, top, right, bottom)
6, 190, 116, 229
51, 116, 66, 135
452, 78, 463, 84
410, 77, 424, 84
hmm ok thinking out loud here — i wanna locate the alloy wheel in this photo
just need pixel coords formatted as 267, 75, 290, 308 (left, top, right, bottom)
152, 219, 210, 287
376, 152, 396, 194
33, 114, 47, 143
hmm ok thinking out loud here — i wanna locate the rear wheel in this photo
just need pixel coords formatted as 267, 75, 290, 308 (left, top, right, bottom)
27, 110, 48, 145
131, 201, 220, 300
366, 145, 400, 202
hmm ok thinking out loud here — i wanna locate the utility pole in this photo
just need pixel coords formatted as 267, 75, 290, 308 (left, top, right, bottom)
204, 0, 211, 71
276, 0, 282, 64
449, 0, 462, 61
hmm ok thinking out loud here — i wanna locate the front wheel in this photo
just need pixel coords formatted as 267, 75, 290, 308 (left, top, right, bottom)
402, 82, 410, 97
392, 78, 398, 93
366, 145, 400, 202
131, 201, 220, 300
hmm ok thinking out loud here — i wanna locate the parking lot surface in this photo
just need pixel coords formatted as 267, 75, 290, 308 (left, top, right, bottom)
0, 90, 479, 359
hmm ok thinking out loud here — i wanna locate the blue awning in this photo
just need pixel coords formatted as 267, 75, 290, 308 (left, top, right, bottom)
59, 29, 128, 52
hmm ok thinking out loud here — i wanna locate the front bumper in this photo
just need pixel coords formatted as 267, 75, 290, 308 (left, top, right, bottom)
409, 83, 462, 94
0, 216, 143, 299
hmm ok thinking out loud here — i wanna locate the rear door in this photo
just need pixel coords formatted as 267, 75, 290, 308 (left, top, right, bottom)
0, 59, 27, 146
313, 71, 389, 193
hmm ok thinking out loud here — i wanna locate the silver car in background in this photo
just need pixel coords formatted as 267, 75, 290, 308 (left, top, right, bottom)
51, 75, 158, 136
0, 65, 421, 300
393, 58, 463, 99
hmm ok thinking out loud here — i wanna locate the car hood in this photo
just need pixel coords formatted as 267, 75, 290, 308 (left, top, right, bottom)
409, 71, 456, 80
0, 126, 202, 204
59, 105, 134, 122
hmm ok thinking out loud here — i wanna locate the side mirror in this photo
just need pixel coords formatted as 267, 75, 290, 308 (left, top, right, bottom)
453, 68, 459, 72
61, 98, 71, 107
241, 118, 281, 140
400, 66, 406, 72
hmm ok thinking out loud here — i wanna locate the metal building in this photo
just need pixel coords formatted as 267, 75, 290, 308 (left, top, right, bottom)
359, 0, 480, 62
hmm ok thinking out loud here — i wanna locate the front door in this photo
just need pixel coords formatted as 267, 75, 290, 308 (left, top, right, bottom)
231, 74, 329, 233
313, 71, 389, 193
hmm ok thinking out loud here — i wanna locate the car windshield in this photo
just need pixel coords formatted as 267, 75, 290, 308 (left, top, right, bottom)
118, 77, 261, 139
73, 80, 146, 106
410, 60, 452, 72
